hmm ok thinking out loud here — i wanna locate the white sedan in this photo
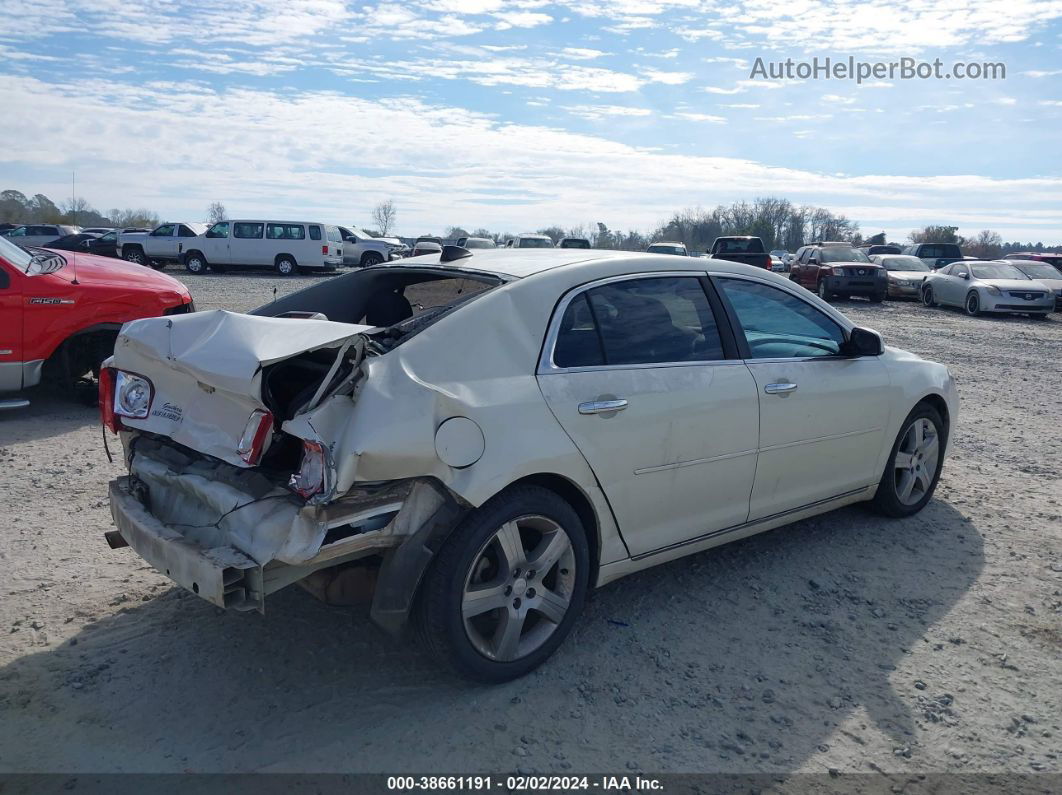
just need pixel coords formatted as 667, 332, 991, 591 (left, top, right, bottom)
102, 249, 957, 681
921, 260, 1055, 317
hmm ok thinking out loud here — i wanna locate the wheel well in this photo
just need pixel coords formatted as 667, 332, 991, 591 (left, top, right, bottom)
917, 394, 950, 433
42, 326, 120, 383
361, 250, 383, 264
275, 253, 296, 265
508, 473, 601, 580
185, 249, 204, 259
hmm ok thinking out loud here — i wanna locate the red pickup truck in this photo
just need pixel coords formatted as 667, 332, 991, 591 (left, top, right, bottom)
0, 235, 193, 408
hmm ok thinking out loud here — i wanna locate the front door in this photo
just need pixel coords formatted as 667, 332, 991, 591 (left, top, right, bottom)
202, 222, 231, 265
714, 275, 893, 519
537, 274, 759, 556
0, 261, 23, 391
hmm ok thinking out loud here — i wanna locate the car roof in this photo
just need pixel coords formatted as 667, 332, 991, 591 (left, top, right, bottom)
377, 248, 786, 280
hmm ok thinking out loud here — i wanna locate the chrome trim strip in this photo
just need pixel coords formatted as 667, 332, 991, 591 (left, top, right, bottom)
634, 448, 757, 475
630, 486, 869, 561
758, 426, 881, 453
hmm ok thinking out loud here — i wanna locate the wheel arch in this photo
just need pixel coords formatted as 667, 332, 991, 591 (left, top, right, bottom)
275, 252, 297, 265
916, 392, 950, 434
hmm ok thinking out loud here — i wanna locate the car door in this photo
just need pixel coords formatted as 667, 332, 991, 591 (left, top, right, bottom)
933, 264, 963, 306
714, 275, 893, 520
0, 260, 23, 391
201, 222, 231, 265
147, 224, 176, 259
537, 273, 760, 556
176, 224, 199, 260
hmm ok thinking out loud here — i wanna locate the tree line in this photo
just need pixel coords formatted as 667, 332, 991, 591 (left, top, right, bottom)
4, 188, 1058, 257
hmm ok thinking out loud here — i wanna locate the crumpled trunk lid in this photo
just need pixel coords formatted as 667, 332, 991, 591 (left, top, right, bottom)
112, 309, 370, 467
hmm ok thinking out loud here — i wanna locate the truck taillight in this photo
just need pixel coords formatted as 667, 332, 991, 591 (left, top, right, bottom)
237, 409, 274, 465
322, 245, 329, 255
763, 255, 772, 269
99, 367, 120, 433
289, 440, 326, 499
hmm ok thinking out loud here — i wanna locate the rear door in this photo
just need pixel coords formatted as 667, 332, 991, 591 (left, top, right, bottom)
146, 224, 177, 259
537, 273, 759, 556
0, 260, 23, 391
714, 275, 892, 520
176, 224, 199, 261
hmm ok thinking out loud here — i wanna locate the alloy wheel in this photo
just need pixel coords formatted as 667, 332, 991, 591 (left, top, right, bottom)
892, 417, 940, 506
461, 515, 576, 662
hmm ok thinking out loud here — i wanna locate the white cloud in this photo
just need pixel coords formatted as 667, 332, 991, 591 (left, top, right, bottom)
671, 111, 727, 123
642, 69, 694, 85
564, 104, 654, 120
561, 47, 607, 60
5, 75, 1057, 241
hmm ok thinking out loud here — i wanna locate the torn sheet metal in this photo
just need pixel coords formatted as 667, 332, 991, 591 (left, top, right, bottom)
112, 310, 371, 467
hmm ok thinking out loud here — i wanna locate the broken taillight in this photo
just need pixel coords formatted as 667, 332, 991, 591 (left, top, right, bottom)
236, 409, 274, 465
99, 366, 120, 433
290, 440, 326, 499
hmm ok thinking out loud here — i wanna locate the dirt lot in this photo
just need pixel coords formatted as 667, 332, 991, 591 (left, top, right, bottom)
1, 268, 1060, 776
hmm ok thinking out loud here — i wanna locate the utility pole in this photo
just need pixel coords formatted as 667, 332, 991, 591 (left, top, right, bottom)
71, 171, 76, 227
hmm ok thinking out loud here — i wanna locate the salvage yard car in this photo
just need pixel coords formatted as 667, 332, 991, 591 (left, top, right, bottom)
0, 235, 193, 409
790, 243, 887, 302
102, 248, 957, 681
182, 220, 344, 275
117, 222, 207, 268
869, 254, 933, 299
921, 259, 1055, 317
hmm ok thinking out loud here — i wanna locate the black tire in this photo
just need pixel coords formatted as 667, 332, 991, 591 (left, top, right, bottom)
149, 260, 167, 271
416, 485, 590, 683
123, 247, 146, 266
965, 291, 981, 316
922, 286, 937, 307
275, 256, 296, 276
870, 403, 947, 518
361, 251, 384, 267
870, 291, 885, 303
183, 251, 208, 274
817, 280, 831, 301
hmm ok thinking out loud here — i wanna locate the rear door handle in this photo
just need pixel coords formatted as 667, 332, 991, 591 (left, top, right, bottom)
578, 399, 628, 415
764, 382, 798, 395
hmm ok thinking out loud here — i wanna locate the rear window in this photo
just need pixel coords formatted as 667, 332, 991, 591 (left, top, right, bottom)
327, 226, 342, 243
308, 225, 322, 241
921, 244, 961, 259
518, 237, 553, 248
266, 223, 305, 240
714, 238, 761, 253
234, 223, 264, 239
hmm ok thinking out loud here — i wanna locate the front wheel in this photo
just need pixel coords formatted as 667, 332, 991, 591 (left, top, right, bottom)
871, 404, 946, 517
416, 486, 590, 683
870, 291, 885, 304
922, 286, 937, 307
184, 252, 207, 274
965, 291, 981, 316
275, 256, 296, 276
361, 251, 384, 267
817, 280, 831, 301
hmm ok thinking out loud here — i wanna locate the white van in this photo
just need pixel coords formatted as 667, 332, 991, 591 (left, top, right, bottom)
182, 220, 343, 275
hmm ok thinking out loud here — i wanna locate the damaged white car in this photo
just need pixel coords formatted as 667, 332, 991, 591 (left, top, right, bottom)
102, 246, 957, 681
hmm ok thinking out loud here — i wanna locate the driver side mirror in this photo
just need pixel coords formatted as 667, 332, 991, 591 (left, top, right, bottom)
844, 326, 883, 357
958, 271, 969, 279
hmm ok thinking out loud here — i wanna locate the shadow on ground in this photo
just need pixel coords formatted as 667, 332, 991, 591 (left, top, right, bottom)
0, 498, 983, 773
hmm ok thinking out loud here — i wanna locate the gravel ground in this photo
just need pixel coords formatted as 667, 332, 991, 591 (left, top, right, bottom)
1, 267, 1060, 777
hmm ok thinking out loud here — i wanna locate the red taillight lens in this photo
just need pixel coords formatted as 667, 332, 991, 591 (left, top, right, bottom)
99, 367, 120, 433
289, 440, 326, 499
322, 245, 329, 255
236, 409, 274, 465
763, 255, 772, 269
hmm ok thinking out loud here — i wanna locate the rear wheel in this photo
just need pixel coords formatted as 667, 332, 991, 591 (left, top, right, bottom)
184, 252, 207, 274
275, 256, 296, 276
965, 291, 981, 316
123, 247, 145, 266
416, 486, 590, 683
871, 404, 946, 517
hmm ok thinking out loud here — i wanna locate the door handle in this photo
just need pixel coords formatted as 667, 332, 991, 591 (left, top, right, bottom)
764, 382, 798, 395
578, 399, 628, 415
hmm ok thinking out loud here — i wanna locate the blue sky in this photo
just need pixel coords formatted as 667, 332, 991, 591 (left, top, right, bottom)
1, 0, 1061, 242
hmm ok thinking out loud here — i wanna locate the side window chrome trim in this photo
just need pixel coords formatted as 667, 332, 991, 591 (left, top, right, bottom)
537, 270, 711, 375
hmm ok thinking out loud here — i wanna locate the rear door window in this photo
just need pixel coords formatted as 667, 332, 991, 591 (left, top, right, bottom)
234, 223, 264, 239
266, 223, 305, 240
553, 276, 725, 368
178, 224, 198, 237
308, 225, 322, 241
152, 224, 175, 237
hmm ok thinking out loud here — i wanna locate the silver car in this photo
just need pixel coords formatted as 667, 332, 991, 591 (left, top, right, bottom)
3, 224, 80, 247
921, 260, 1054, 317
870, 254, 933, 299
1007, 260, 1062, 310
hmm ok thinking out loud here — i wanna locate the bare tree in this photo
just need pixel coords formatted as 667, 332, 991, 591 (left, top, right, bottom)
909, 225, 962, 245
207, 202, 227, 224
966, 229, 1003, 259
371, 199, 397, 237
